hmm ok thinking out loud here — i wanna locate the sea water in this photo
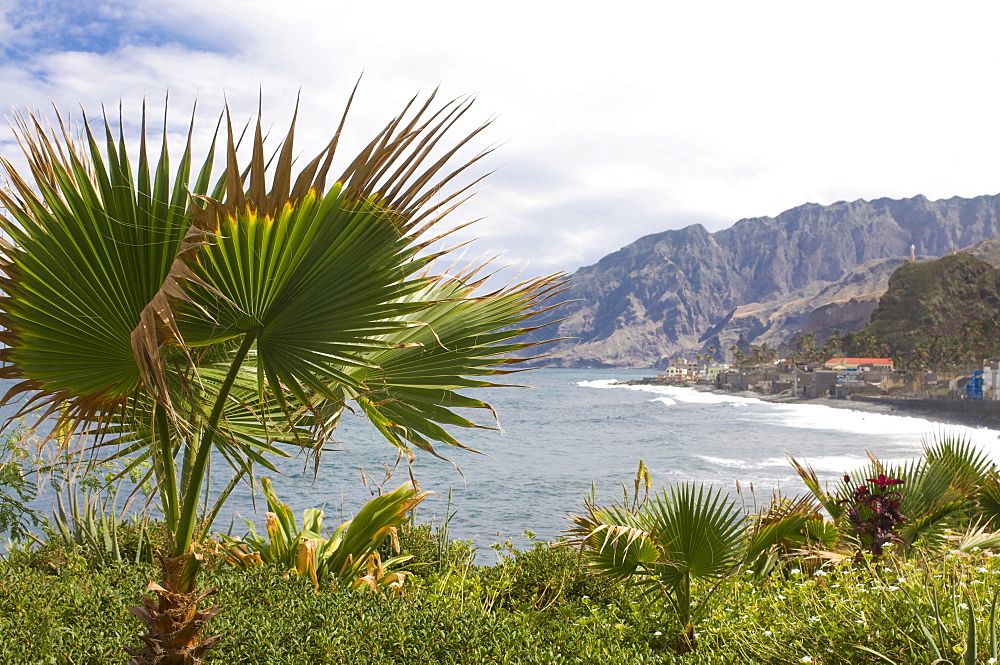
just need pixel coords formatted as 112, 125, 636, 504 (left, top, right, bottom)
12, 369, 1000, 561
212, 369, 1000, 560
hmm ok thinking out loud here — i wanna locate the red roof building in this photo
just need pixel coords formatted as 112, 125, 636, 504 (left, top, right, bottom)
824, 357, 894, 371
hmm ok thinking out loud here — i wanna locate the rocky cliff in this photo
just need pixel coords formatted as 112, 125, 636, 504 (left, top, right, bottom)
535, 194, 1000, 367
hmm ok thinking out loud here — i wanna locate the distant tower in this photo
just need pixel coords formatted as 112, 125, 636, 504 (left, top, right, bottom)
909, 244, 915, 262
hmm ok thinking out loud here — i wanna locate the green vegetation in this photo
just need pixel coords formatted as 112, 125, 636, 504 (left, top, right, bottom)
729, 342, 779, 368
5, 522, 1000, 663
4, 437, 1000, 663
217, 477, 430, 592
0, 424, 43, 543
0, 91, 559, 662
790, 252, 1000, 370
867, 253, 1000, 368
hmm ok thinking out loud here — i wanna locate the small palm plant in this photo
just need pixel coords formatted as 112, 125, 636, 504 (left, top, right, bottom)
567, 463, 808, 653
790, 435, 1000, 558
0, 90, 561, 663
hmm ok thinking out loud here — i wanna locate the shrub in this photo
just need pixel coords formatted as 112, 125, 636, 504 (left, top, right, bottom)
0, 424, 43, 543
479, 537, 624, 611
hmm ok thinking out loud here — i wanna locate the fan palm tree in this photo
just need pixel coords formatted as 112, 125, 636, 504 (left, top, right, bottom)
567, 481, 808, 654
0, 89, 562, 663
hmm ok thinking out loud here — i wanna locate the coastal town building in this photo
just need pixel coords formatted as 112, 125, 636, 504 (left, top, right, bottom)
712, 357, 1000, 416
663, 365, 688, 380
983, 359, 1000, 400
823, 358, 895, 372
704, 362, 729, 382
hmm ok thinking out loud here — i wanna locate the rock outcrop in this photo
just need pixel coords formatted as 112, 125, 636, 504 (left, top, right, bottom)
534, 194, 1000, 367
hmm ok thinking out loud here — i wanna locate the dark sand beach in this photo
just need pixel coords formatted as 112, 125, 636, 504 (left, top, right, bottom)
752, 392, 1000, 432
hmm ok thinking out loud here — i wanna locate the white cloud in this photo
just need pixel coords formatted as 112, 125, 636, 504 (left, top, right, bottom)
2, 0, 1000, 278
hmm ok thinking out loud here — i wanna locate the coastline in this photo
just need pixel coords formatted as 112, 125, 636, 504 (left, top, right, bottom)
701, 386, 1000, 432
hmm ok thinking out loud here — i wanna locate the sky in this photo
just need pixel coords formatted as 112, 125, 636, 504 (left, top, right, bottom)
2, 1, 1000, 279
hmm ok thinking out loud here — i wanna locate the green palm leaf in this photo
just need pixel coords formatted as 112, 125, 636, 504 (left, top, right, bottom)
0, 91, 562, 562
642, 482, 745, 584
0, 90, 562, 661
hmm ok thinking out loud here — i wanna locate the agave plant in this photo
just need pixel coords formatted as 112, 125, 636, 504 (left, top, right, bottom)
218, 477, 429, 592
0, 89, 561, 663
567, 470, 808, 654
51, 475, 156, 567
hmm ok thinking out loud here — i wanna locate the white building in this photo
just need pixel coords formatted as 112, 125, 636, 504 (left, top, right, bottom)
983, 358, 1000, 400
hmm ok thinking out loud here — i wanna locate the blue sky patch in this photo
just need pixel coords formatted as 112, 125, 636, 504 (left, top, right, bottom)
3, 0, 230, 62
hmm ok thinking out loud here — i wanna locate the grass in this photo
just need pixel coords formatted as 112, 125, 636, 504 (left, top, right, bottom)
3, 531, 1000, 664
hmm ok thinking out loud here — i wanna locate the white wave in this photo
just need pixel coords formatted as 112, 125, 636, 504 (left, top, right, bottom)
696, 454, 876, 473
580, 379, 1000, 443
577, 379, 758, 405
696, 455, 760, 470
576, 379, 621, 389
754, 402, 1000, 453
650, 396, 677, 406
577, 377, 1000, 464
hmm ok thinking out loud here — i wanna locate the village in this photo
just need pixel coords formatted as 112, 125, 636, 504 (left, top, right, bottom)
630, 356, 1000, 401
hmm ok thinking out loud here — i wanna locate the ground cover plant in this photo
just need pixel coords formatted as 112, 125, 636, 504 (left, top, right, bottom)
563, 438, 1000, 661
5, 439, 1000, 663
6, 524, 1000, 664
0, 89, 561, 663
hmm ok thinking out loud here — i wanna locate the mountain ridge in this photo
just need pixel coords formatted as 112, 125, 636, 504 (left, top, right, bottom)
535, 193, 1000, 367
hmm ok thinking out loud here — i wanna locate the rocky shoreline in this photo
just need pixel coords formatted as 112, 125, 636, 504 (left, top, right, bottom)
616, 378, 1000, 432
711, 387, 1000, 432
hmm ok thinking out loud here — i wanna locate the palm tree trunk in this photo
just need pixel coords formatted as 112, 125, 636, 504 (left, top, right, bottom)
124, 553, 222, 665
672, 575, 697, 655
124, 337, 256, 663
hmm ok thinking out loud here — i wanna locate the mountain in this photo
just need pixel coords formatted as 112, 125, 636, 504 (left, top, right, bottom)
535, 194, 1000, 367
862, 252, 1000, 365
966, 234, 1000, 265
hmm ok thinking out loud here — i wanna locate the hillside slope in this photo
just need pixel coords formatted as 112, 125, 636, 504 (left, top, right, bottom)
863, 252, 1000, 365
536, 193, 1000, 367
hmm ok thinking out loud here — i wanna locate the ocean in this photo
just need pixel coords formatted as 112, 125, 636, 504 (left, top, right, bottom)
9, 369, 1000, 561
209, 368, 1000, 560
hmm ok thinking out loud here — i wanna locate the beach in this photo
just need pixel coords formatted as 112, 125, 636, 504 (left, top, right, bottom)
730, 390, 1000, 432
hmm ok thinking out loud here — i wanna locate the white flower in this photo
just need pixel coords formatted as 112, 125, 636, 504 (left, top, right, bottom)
813, 569, 828, 577
807, 616, 820, 623
986, 657, 996, 664
888, 586, 900, 591
653, 631, 662, 636
762, 630, 773, 637
959, 602, 969, 609
790, 568, 801, 574
976, 566, 989, 573
801, 657, 813, 663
